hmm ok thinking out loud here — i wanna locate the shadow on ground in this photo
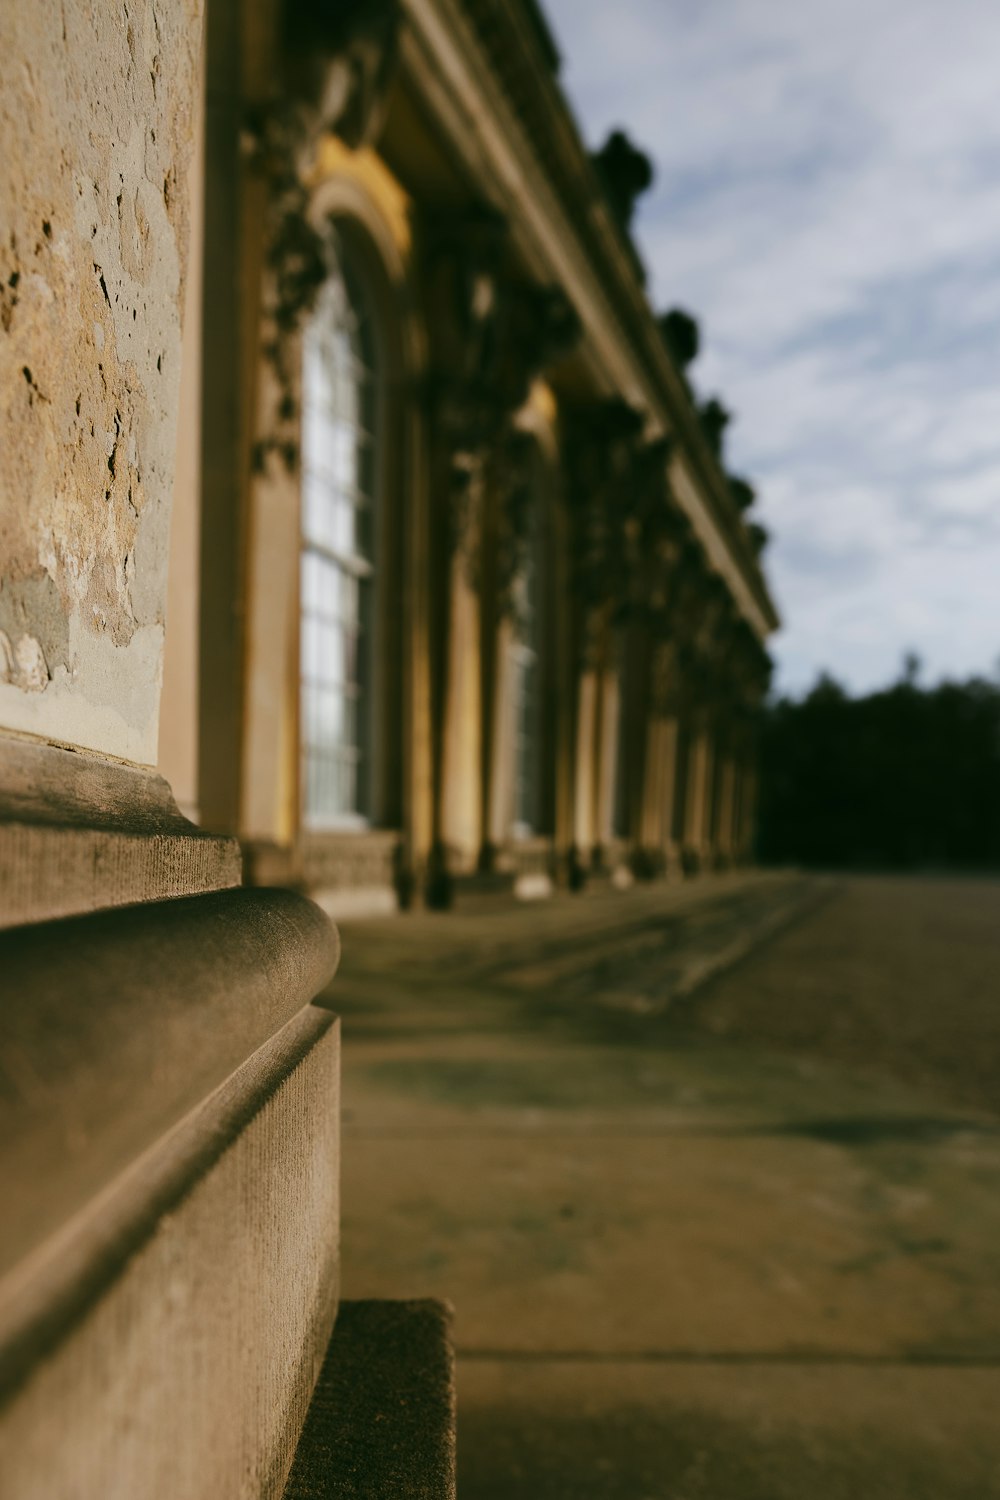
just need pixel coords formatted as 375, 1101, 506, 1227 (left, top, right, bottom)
330, 872, 1000, 1497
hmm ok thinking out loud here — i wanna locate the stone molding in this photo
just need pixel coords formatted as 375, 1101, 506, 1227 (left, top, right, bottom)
0, 886, 339, 1289
0, 1008, 340, 1500
0, 737, 241, 928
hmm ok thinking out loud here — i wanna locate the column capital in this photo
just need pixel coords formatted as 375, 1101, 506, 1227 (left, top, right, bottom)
420, 214, 579, 570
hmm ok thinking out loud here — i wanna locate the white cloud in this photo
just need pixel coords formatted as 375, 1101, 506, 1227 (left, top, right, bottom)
544, 0, 1000, 694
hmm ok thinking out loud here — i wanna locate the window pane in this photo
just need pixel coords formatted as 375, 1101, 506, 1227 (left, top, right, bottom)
301, 474, 328, 552
331, 497, 357, 556
301, 615, 323, 683
331, 422, 358, 490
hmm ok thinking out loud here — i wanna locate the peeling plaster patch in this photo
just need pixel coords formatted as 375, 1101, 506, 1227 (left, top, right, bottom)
0, 574, 70, 677
14, 635, 49, 692
0, 630, 48, 692
0, 622, 166, 764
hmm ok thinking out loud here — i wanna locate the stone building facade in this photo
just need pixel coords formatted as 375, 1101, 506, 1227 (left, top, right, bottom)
0, 0, 775, 1491
160, 0, 778, 918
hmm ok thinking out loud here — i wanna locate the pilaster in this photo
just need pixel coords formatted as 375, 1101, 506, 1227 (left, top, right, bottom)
418, 210, 578, 900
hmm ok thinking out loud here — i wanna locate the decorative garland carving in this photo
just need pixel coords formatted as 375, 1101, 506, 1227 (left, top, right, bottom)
282, 0, 399, 152
563, 399, 645, 639
245, 1, 400, 476
563, 402, 692, 662
422, 210, 580, 614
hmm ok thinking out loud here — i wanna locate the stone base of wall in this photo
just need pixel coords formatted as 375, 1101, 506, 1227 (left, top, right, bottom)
246, 830, 406, 913
0, 888, 341, 1500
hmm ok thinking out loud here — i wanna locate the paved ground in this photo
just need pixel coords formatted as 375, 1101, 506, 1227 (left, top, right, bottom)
325, 872, 1000, 1497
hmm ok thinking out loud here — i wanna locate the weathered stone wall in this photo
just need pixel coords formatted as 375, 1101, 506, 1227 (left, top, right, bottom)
0, 0, 203, 764
158, 34, 204, 813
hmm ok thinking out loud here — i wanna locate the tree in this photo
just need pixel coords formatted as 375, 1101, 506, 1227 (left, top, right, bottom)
757, 667, 1000, 869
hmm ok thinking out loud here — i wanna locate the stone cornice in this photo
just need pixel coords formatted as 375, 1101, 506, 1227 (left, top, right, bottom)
396, 0, 780, 639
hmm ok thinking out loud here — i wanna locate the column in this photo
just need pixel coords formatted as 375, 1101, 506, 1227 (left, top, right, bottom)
574, 662, 600, 859
713, 734, 737, 868
657, 714, 683, 877
684, 712, 715, 872
595, 652, 622, 857
439, 482, 483, 874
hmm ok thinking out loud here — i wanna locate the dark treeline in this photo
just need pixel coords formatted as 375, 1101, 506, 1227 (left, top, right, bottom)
757, 662, 1000, 869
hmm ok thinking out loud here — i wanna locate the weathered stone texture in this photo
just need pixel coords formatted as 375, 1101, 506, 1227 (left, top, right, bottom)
0, 0, 203, 763
0, 737, 241, 926
0, 1009, 340, 1500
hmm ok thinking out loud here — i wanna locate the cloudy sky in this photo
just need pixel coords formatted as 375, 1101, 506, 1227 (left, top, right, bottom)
543, 0, 1000, 696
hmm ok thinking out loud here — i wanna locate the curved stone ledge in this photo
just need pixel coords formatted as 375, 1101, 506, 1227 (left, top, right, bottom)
0, 886, 340, 1283
0, 739, 209, 834
0, 739, 242, 928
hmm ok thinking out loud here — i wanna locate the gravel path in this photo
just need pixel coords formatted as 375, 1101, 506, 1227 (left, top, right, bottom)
685, 874, 1000, 1116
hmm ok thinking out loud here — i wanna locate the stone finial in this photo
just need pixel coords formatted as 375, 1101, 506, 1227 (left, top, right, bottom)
591, 129, 654, 230
658, 307, 700, 372
729, 476, 756, 513
747, 520, 769, 557
698, 397, 731, 460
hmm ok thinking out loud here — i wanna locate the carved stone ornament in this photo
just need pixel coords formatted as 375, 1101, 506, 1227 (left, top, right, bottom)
281, 0, 400, 151
563, 403, 691, 645
245, 1, 399, 478
421, 207, 508, 463
728, 626, 773, 715
422, 208, 580, 577
628, 435, 693, 628
650, 639, 679, 716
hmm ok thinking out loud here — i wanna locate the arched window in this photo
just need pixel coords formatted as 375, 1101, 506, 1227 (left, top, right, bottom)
300, 245, 378, 826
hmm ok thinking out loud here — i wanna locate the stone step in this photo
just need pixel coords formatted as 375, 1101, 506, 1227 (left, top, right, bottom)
283, 1299, 456, 1500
